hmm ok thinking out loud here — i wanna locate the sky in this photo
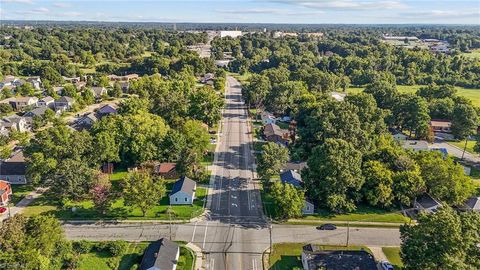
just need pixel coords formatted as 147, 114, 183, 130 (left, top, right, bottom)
0, 0, 479, 24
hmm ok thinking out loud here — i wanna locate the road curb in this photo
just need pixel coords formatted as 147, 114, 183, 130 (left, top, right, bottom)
186, 242, 204, 270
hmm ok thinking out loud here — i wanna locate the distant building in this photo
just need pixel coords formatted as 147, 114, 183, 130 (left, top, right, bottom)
260, 111, 276, 125
107, 74, 139, 81
38, 96, 55, 108
54, 96, 75, 111
0, 150, 27, 184
330, 92, 345, 101
26, 77, 41, 90
430, 119, 452, 134
23, 106, 51, 118
77, 112, 98, 128
382, 35, 419, 41
96, 104, 118, 119
414, 193, 442, 214
282, 161, 307, 173
90, 87, 108, 99
169, 176, 196, 205
263, 123, 289, 145
139, 238, 179, 270
9, 96, 38, 111
1, 116, 29, 132
301, 244, 377, 270
219, 30, 242, 38
0, 180, 12, 206
154, 163, 178, 179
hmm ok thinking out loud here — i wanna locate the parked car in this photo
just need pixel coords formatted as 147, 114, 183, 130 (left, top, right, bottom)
380, 260, 394, 270
316, 224, 337, 230
0, 207, 7, 214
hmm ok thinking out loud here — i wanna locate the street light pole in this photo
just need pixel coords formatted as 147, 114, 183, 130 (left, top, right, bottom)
346, 221, 350, 247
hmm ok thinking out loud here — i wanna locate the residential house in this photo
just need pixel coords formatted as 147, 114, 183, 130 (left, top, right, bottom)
301, 244, 377, 270
9, 96, 38, 111
201, 73, 214, 83
62, 76, 81, 83
11, 78, 24, 88
54, 96, 75, 111
330, 91, 346, 101
90, 87, 108, 99
414, 193, 442, 214
462, 197, 480, 212
169, 176, 196, 205
38, 96, 55, 108
107, 74, 139, 81
280, 170, 303, 188
0, 180, 12, 206
74, 81, 87, 90
1, 116, 29, 132
401, 140, 429, 152
282, 161, 307, 173
154, 163, 178, 179
303, 201, 315, 215
77, 112, 98, 128
24, 106, 50, 118
430, 119, 452, 133
263, 123, 289, 145
26, 77, 41, 90
96, 104, 118, 119
139, 238, 179, 270
52, 86, 64, 95
0, 75, 16, 89
260, 111, 276, 125
118, 81, 130, 92
0, 150, 27, 184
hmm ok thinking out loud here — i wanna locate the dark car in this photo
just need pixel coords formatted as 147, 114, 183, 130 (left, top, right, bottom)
316, 224, 337, 230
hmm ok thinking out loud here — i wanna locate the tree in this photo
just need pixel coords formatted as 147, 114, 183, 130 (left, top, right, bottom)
90, 173, 113, 215
392, 168, 425, 206
400, 207, 480, 270
361, 161, 394, 207
451, 103, 478, 140
25, 152, 57, 185
393, 94, 430, 138
181, 120, 210, 158
415, 151, 475, 205
270, 181, 305, 219
303, 139, 364, 212
244, 74, 271, 109
51, 159, 96, 200
266, 81, 308, 115
111, 82, 123, 98
117, 97, 151, 115
189, 86, 224, 126
256, 142, 289, 183
364, 79, 397, 109
122, 171, 166, 217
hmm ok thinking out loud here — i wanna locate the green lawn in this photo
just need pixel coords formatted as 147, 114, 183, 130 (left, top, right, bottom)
448, 139, 477, 154
228, 72, 252, 85
461, 49, 480, 60
23, 184, 207, 221
10, 184, 35, 205
347, 85, 480, 107
382, 247, 403, 269
268, 243, 372, 270
301, 206, 411, 223
78, 242, 194, 270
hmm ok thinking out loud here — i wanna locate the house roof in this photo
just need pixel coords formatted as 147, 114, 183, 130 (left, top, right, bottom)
416, 193, 442, 210
25, 106, 48, 117
280, 170, 303, 187
283, 161, 307, 172
171, 176, 196, 196
91, 87, 107, 97
40, 96, 54, 103
302, 246, 377, 270
14, 96, 37, 103
57, 96, 74, 103
430, 119, 451, 128
0, 180, 10, 191
139, 238, 179, 270
465, 197, 480, 211
97, 104, 118, 115
0, 151, 26, 175
155, 163, 176, 174
263, 123, 286, 137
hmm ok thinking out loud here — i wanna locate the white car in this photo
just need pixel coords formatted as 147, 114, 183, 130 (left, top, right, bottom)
380, 260, 394, 270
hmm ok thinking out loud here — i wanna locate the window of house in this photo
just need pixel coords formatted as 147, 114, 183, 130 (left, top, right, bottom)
185, 198, 188, 202
175, 198, 178, 202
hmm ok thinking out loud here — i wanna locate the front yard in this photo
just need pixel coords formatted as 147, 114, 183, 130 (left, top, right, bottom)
78, 241, 194, 270
10, 184, 36, 205
382, 247, 403, 269
22, 182, 207, 221
267, 243, 372, 270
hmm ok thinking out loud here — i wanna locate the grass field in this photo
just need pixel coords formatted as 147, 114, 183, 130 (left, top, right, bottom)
382, 247, 403, 269
268, 243, 372, 270
461, 49, 480, 60
78, 242, 194, 270
10, 184, 35, 205
448, 139, 477, 154
347, 85, 480, 107
22, 182, 207, 220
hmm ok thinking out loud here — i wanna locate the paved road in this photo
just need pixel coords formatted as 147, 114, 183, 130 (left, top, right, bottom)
430, 140, 480, 164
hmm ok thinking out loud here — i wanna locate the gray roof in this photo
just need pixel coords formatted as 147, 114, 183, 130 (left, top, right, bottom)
465, 197, 480, 211
302, 246, 377, 270
139, 238, 179, 270
280, 170, 303, 188
283, 161, 307, 172
56, 96, 74, 103
170, 176, 196, 196
416, 193, 442, 210
40, 96, 54, 103
25, 106, 48, 117
264, 123, 286, 137
0, 151, 26, 176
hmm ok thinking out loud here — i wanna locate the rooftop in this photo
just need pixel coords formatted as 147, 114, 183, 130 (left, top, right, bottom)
139, 238, 179, 270
302, 245, 377, 270
171, 176, 196, 196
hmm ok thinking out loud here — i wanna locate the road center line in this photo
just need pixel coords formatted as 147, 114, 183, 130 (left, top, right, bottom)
202, 222, 209, 249
191, 221, 197, 242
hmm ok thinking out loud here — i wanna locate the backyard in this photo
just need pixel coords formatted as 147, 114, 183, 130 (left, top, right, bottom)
22, 173, 207, 221
267, 243, 372, 270
78, 241, 194, 270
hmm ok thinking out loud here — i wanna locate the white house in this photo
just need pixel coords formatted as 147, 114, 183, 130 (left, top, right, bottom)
38, 96, 55, 108
219, 30, 242, 38
260, 111, 276, 125
303, 201, 315, 215
169, 176, 196, 205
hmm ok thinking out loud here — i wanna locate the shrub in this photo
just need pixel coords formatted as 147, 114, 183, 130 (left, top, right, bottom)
105, 240, 128, 256
73, 240, 93, 254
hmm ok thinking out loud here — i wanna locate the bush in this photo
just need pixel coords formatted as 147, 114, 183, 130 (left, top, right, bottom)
106, 257, 119, 270
73, 240, 93, 254
105, 240, 128, 256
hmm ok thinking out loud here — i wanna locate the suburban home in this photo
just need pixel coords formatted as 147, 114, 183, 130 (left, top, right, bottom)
260, 111, 276, 125
414, 193, 442, 214
96, 104, 118, 118
74, 81, 87, 90
52, 86, 64, 95
280, 170, 303, 188
139, 238, 179, 270
301, 244, 377, 270
303, 201, 315, 215
263, 123, 289, 145
282, 161, 307, 173
38, 96, 55, 108
0, 180, 12, 206
23, 106, 50, 118
430, 119, 452, 133
462, 197, 480, 212
77, 112, 98, 128
54, 96, 75, 111
90, 87, 108, 99
118, 81, 130, 91
401, 140, 429, 152
169, 176, 196, 205
11, 78, 24, 88
0, 75, 16, 89
107, 74, 139, 81
62, 76, 81, 83
26, 77, 41, 90
154, 163, 179, 179
1, 116, 29, 132
201, 73, 214, 83
0, 150, 27, 184
9, 96, 38, 111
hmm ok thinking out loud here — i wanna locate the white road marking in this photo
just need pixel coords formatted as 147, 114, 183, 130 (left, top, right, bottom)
209, 258, 215, 270
202, 222, 209, 249
191, 221, 197, 242
231, 203, 238, 207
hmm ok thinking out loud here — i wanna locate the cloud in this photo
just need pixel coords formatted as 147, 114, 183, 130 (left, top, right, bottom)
400, 9, 480, 19
274, 0, 407, 10
2, 0, 33, 3
216, 8, 324, 16
53, 2, 71, 8
15, 7, 49, 15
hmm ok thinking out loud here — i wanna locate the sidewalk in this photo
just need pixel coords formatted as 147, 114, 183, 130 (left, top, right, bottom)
286, 219, 411, 227
1, 187, 47, 222
186, 242, 203, 270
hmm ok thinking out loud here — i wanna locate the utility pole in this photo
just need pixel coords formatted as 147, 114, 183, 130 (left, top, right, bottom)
346, 221, 350, 247
461, 137, 468, 160
168, 206, 172, 240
